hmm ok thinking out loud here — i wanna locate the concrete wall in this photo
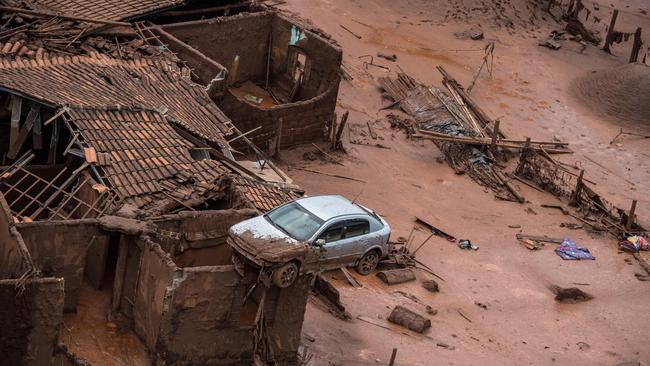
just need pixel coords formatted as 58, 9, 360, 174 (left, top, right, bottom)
0, 194, 32, 278
0, 277, 64, 366
16, 219, 104, 311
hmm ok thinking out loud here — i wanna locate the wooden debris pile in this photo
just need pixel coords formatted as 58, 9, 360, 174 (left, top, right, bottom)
0, 8, 174, 62
378, 66, 572, 203
516, 149, 646, 238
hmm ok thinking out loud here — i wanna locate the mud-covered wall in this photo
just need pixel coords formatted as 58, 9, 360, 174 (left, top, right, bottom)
161, 11, 341, 149
0, 277, 64, 366
17, 219, 104, 311
156, 266, 253, 365
267, 274, 313, 363
0, 194, 31, 278
154, 209, 258, 266
152, 26, 228, 87
132, 238, 178, 351
161, 12, 274, 84
217, 80, 339, 148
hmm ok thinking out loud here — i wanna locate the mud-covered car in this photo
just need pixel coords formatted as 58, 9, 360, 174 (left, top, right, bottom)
227, 195, 391, 288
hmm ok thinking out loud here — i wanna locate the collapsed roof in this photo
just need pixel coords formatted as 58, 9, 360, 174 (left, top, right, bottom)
0, 0, 185, 22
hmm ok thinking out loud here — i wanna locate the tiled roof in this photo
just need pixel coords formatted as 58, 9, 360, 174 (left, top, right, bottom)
235, 176, 301, 212
0, 53, 231, 145
65, 108, 227, 210
2, 0, 184, 21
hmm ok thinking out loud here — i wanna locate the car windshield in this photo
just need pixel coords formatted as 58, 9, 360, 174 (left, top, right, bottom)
265, 202, 324, 241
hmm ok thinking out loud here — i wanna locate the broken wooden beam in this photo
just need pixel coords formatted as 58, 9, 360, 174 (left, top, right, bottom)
0, 6, 131, 26
8, 103, 39, 160
515, 233, 564, 244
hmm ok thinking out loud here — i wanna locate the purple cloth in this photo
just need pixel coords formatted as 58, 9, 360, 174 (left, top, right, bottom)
555, 239, 595, 260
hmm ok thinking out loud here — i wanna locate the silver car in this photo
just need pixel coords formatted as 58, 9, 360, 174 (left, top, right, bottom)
227, 195, 391, 288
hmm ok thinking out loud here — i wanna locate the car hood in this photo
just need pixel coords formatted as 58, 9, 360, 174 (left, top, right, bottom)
229, 216, 308, 264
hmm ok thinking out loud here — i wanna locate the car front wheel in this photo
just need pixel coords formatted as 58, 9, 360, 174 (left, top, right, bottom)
356, 251, 379, 275
272, 262, 299, 288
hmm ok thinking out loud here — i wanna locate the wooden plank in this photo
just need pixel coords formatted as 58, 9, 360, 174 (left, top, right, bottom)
32, 104, 42, 150
340, 267, 362, 288
48, 120, 60, 164
8, 103, 39, 159
9, 95, 21, 155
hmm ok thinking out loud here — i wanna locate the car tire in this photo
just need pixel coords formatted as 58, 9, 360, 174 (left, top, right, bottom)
356, 251, 379, 275
272, 262, 299, 288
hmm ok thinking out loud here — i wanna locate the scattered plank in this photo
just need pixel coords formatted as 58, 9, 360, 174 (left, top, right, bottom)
290, 167, 366, 183
311, 143, 344, 166
340, 267, 362, 288
340, 24, 362, 39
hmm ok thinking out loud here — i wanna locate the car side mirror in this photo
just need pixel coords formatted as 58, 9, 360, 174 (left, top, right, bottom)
314, 239, 326, 247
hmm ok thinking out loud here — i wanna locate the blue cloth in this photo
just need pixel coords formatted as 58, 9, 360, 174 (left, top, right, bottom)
555, 239, 595, 260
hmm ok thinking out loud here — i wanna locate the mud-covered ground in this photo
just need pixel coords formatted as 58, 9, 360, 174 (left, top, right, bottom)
273, 0, 650, 365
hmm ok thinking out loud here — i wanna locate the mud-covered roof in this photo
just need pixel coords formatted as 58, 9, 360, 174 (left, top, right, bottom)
235, 176, 302, 212
64, 107, 228, 210
0, 0, 185, 21
0, 53, 232, 145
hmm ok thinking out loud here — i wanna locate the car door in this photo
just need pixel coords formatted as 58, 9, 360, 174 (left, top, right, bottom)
315, 218, 370, 271
313, 220, 346, 270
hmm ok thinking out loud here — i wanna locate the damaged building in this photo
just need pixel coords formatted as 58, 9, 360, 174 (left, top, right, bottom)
0, 1, 341, 365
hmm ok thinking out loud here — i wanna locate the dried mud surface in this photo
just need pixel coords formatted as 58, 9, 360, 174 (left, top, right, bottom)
571, 64, 650, 126
275, 0, 650, 365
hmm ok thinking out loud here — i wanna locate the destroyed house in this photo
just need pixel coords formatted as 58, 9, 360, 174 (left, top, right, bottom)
0, 50, 311, 365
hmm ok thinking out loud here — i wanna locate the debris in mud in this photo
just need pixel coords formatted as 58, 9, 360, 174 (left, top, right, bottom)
386, 113, 417, 138
555, 239, 595, 260
421, 279, 439, 293
377, 52, 397, 62
458, 239, 479, 250
550, 286, 593, 303
388, 305, 431, 333
311, 275, 352, 320
538, 39, 562, 50
454, 28, 484, 40
377, 268, 416, 285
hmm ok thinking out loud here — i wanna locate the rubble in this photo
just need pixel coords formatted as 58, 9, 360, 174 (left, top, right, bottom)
551, 286, 593, 303
388, 305, 431, 333
376, 268, 416, 285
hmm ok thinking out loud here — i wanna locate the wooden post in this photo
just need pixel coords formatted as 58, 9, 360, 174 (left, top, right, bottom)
32, 103, 42, 150
629, 28, 643, 63
275, 117, 283, 157
491, 120, 500, 154
230, 55, 240, 85
48, 120, 60, 164
571, 170, 585, 206
333, 111, 349, 151
9, 95, 22, 156
389, 348, 398, 366
603, 9, 619, 54
626, 199, 638, 231
265, 33, 273, 90
8, 103, 39, 159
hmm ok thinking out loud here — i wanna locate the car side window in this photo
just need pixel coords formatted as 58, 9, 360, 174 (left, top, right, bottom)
317, 223, 345, 243
344, 219, 370, 239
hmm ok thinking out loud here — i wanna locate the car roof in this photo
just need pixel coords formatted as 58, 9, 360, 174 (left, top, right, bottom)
295, 195, 366, 221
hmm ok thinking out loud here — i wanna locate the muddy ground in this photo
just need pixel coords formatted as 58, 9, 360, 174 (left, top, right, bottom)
272, 0, 650, 365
